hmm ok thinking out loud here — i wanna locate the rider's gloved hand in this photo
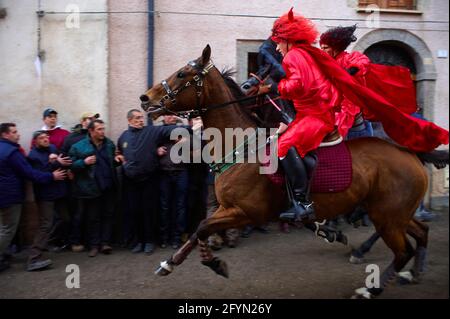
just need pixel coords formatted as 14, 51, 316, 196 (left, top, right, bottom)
258, 83, 273, 95
346, 67, 359, 76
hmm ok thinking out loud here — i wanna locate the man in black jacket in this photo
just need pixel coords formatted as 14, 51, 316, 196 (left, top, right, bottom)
157, 115, 190, 250
117, 109, 180, 254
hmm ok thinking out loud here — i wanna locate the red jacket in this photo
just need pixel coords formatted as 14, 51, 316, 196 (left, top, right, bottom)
334, 51, 371, 137
277, 46, 341, 158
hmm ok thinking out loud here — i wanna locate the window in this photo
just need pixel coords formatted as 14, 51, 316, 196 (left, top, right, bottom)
236, 40, 264, 85
247, 52, 259, 78
358, 0, 417, 10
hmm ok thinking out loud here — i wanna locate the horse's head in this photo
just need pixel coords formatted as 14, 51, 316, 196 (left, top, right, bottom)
240, 64, 271, 97
140, 45, 215, 117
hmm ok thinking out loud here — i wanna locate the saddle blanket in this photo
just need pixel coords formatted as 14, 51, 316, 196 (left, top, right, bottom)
265, 142, 352, 193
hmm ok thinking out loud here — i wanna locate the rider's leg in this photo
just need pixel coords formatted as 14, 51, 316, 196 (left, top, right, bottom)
279, 147, 316, 221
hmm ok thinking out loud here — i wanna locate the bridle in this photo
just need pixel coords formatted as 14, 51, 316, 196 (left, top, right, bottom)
146, 60, 214, 118
144, 60, 267, 119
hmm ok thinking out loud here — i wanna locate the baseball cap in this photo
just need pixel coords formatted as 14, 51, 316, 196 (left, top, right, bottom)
32, 130, 49, 140
43, 108, 58, 118
80, 112, 100, 121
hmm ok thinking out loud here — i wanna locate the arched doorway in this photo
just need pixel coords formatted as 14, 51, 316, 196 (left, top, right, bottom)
365, 41, 417, 76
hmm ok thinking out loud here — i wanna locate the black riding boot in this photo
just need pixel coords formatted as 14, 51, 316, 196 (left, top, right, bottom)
279, 147, 316, 222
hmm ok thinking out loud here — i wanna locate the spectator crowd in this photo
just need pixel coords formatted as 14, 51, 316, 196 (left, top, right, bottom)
0, 107, 229, 272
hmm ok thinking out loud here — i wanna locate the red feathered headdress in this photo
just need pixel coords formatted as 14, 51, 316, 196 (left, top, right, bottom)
271, 8, 318, 44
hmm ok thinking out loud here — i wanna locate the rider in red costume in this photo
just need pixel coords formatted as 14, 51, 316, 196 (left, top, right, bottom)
270, 9, 449, 223
320, 25, 370, 85
320, 25, 370, 138
271, 8, 341, 222
320, 25, 420, 136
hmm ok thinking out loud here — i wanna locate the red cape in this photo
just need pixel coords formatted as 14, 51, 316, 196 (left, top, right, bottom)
366, 63, 418, 118
299, 44, 449, 153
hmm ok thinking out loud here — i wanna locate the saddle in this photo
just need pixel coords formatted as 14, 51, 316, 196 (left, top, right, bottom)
320, 128, 343, 147
265, 127, 352, 193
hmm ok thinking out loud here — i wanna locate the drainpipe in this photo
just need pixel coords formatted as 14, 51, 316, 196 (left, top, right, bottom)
147, 0, 154, 88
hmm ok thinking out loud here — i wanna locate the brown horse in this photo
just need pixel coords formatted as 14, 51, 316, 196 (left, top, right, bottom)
140, 45, 443, 299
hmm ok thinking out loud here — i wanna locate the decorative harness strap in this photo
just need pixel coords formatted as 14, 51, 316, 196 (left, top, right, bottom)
209, 132, 259, 176
159, 60, 215, 115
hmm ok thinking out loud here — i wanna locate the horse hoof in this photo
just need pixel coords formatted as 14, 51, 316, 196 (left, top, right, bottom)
351, 287, 373, 299
154, 261, 173, 276
349, 255, 366, 264
397, 271, 419, 285
202, 257, 229, 278
336, 232, 348, 246
216, 259, 229, 278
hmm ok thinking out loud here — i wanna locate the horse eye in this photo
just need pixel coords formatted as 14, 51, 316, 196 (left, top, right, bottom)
177, 72, 185, 78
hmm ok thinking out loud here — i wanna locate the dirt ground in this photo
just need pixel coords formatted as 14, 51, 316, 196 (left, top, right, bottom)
0, 208, 448, 299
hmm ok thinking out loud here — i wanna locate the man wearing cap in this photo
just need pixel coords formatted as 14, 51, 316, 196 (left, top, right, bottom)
0, 123, 66, 272
27, 130, 71, 271
31, 108, 70, 151
60, 111, 99, 253
61, 112, 100, 156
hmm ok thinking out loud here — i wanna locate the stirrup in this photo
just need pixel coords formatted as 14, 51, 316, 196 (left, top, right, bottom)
279, 202, 315, 222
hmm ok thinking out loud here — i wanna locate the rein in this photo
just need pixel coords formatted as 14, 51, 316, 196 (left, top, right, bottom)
147, 59, 275, 118
164, 94, 273, 119
151, 88, 272, 119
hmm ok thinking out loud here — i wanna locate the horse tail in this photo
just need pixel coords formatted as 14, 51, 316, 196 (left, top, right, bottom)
417, 150, 449, 169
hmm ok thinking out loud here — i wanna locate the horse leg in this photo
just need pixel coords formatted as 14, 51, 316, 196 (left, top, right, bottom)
349, 232, 381, 264
303, 221, 348, 245
154, 233, 199, 276
411, 218, 429, 277
154, 206, 228, 276
195, 207, 251, 278
155, 228, 226, 277
397, 218, 429, 284
155, 206, 251, 277
352, 227, 415, 299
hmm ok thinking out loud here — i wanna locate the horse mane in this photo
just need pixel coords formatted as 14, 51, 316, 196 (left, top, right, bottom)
220, 68, 264, 127
220, 68, 247, 101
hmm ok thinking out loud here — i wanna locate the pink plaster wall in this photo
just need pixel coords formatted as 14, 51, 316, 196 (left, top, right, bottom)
108, 0, 148, 142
